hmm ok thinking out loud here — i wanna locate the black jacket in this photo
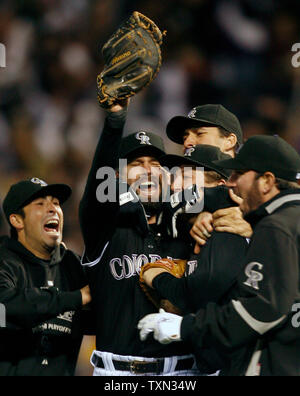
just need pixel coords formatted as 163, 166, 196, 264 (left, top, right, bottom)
0, 237, 86, 376
153, 232, 248, 313
79, 110, 193, 357
181, 190, 300, 376
152, 202, 249, 373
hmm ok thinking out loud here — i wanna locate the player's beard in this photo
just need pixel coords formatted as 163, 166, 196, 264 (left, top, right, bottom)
142, 176, 163, 217
240, 178, 264, 217
139, 179, 163, 217
141, 201, 163, 218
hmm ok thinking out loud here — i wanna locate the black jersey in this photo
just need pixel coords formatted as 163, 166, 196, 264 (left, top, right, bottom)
0, 238, 86, 376
79, 110, 192, 357
153, 231, 249, 313
181, 190, 300, 376
152, 205, 249, 373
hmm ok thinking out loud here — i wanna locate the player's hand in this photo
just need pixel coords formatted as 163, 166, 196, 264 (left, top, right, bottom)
211, 189, 252, 237
190, 212, 213, 253
80, 285, 92, 306
107, 98, 130, 113
138, 309, 182, 344
228, 188, 243, 206
212, 197, 253, 238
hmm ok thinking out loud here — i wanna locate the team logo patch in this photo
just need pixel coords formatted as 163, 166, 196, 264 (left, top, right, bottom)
135, 131, 152, 145
31, 177, 47, 186
57, 311, 75, 323
188, 108, 197, 118
184, 147, 195, 157
243, 262, 263, 290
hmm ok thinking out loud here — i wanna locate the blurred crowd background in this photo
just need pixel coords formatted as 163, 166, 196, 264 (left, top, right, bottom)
0, 0, 299, 375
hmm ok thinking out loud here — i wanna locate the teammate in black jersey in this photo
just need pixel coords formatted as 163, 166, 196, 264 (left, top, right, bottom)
79, 100, 201, 376
149, 145, 249, 373
139, 136, 300, 376
0, 178, 91, 376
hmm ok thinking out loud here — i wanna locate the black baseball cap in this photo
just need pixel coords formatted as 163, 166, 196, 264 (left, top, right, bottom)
166, 104, 243, 146
3, 178, 72, 222
119, 131, 165, 161
160, 145, 232, 179
215, 135, 300, 182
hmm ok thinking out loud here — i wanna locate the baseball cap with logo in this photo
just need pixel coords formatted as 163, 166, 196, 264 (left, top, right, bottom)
215, 135, 300, 182
166, 104, 243, 146
160, 145, 232, 179
119, 131, 166, 161
2, 178, 72, 222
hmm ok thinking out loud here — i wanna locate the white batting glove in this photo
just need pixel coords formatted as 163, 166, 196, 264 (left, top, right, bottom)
138, 309, 183, 344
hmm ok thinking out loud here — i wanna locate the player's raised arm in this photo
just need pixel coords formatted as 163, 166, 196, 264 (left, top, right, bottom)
80, 10, 164, 263
79, 102, 128, 261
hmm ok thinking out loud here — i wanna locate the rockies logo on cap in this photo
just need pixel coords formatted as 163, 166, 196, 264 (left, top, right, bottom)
135, 131, 152, 145
30, 177, 48, 186
188, 108, 197, 118
184, 147, 195, 157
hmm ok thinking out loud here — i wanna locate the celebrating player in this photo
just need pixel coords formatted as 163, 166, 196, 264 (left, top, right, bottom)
79, 98, 203, 376
78, 10, 206, 376
141, 145, 249, 373
166, 104, 243, 157
138, 135, 300, 376
0, 178, 91, 376
166, 103, 252, 251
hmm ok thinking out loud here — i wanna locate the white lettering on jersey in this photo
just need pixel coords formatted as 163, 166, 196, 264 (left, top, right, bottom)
186, 260, 198, 275
123, 255, 136, 279
110, 258, 123, 280
109, 254, 176, 280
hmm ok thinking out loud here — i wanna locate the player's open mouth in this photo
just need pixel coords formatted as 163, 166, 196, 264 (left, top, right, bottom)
44, 219, 60, 234
137, 179, 160, 197
139, 181, 158, 191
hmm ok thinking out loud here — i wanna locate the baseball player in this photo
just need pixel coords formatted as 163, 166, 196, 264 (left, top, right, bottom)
147, 145, 249, 373
166, 104, 243, 157
0, 178, 91, 376
79, 101, 201, 376
165, 104, 252, 251
162, 145, 230, 192
138, 135, 300, 376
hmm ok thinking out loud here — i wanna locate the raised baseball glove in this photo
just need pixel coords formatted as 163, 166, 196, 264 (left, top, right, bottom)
97, 11, 165, 108
139, 258, 186, 314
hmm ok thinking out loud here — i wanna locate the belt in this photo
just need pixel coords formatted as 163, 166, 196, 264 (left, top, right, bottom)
92, 354, 195, 374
